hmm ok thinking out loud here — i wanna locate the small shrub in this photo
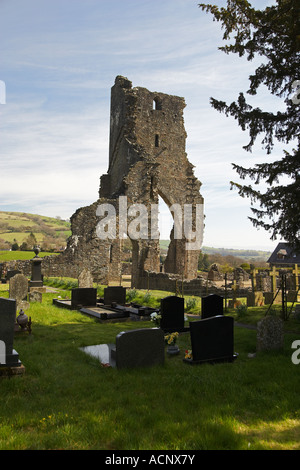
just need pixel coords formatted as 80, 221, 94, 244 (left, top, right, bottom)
185, 297, 197, 311
127, 288, 137, 302
143, 291, 151, 304
236, 303, 247, 318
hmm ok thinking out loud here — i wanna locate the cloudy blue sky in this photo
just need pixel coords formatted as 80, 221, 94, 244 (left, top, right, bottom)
0, 0, 286, 250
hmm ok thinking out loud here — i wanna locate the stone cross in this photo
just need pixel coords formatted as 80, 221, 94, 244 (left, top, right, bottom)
251, 268, 258, 292
269, 266, 279, 293
232, 280, 237, 301
293, 264, 299, 291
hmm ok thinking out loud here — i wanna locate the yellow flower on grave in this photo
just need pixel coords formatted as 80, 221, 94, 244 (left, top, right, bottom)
185, 349, 192, 359
164, 332, 179, 346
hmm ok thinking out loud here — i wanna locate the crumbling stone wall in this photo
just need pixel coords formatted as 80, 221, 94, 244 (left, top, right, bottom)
42, 76, 205, 287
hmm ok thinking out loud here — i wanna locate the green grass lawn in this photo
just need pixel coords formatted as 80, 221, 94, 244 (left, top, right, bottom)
0, 282, 300, 450
0, 251, 58, 262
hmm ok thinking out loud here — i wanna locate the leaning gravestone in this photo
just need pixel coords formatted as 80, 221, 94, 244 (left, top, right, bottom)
9, 273, 29, 310
0, 297, 24, 374
103, 286, 126, 306
160, 295, 185, 332
256, 315, 284, 352
78, 269, 94, 288
201, 294, 223, 319
184, 315, 237, 365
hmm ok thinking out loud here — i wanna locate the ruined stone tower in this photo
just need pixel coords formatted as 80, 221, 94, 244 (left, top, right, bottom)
50, 76, 204, 287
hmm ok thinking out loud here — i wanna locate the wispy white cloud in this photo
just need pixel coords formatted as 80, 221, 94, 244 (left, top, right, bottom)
0, 0, 281, 249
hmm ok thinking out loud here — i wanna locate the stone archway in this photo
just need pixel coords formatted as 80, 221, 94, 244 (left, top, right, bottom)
52, 76, 204, 287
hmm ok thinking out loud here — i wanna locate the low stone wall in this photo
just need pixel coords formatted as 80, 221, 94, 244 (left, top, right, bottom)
134, 270, 251, 297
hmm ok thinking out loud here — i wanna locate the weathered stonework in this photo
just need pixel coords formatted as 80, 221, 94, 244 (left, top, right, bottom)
16, 77, 205, 287
256, 315, 284, 351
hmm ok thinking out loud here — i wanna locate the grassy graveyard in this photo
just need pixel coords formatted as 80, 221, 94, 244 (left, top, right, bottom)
0, 280, 299, 450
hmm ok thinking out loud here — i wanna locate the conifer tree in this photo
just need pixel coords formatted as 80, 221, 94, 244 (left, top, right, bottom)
199, 0, 300, 251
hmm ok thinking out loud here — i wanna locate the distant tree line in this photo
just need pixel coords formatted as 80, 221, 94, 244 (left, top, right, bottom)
198, 251, 268, 272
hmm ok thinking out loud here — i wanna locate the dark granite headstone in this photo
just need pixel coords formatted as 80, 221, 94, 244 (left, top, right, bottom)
160, 296, 185, 332
111, 328, 165, 369
103, 286, 126, 306
29, 257, 43, 288
6, 270, 21, 281
201, 294, 223, 319
184, 315, 237, 365
71, 288, 97, 309
0, 297, 22, 367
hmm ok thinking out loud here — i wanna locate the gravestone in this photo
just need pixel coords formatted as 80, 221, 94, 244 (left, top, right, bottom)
81, 328, 165, 369
9, 273, 29, 310
256, 315, 284, 352
29, 291, 42, 303
29, 248, 43, 289
294, 304, 300, 320
184, 315, 237, 365
207, 263, 223, 281
71, 288, 97, 309
78, 269, 93, 288
160, 295, 185, 332
103, 286, 126, 306
0, 297, 23, 371
247, 291, 264, 307
6, 270, 21, 281
287, 291, 300, 302
201, 294, 223, 319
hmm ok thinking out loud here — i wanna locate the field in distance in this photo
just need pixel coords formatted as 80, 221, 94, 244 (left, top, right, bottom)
0, 211, 71, 252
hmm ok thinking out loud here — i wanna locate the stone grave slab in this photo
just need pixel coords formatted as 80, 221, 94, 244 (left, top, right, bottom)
184, 315, 237, 365
201, 294, 223, 319
160, 295, 186, 332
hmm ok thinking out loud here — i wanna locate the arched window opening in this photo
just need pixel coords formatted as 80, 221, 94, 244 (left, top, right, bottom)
153, 97, 162, 110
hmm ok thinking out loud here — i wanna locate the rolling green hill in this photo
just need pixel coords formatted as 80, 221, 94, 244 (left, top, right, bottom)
0, 211, 71, 251
0, 211, 271, 262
